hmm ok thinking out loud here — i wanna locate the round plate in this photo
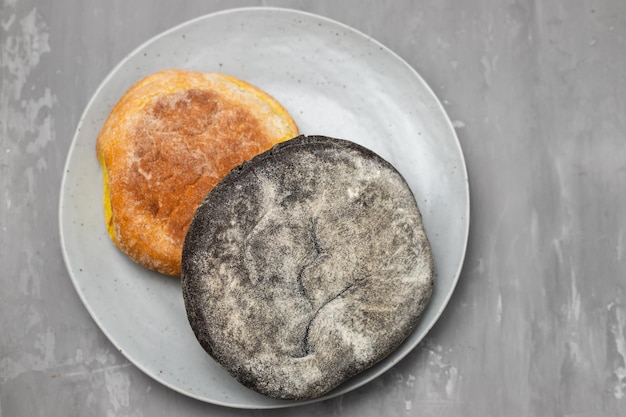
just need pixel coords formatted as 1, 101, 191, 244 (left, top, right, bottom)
59, 7, 469, 409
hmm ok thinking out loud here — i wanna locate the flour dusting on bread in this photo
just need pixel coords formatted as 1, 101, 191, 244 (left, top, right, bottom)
182, 135, 434, 400
96, 69, 298, 276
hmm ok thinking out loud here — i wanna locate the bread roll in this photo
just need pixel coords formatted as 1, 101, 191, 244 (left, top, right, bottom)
182, 135, 434, 400
96, 69, 298, 276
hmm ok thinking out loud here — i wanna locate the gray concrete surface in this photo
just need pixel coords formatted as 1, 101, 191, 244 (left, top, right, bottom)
2, 0, 625, 416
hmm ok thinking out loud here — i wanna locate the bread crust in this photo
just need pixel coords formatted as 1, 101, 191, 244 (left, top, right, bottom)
182, 135, 434, 400
96, 69, 298, 276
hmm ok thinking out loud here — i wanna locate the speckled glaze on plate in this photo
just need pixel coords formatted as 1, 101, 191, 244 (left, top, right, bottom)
59, 7, 469, 409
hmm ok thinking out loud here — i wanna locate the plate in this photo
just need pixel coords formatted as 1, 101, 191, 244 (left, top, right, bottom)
59, 7, 469, 409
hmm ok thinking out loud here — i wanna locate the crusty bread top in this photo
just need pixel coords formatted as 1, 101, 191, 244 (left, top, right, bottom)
182, 135, 434, 400
96, 69, 299, 276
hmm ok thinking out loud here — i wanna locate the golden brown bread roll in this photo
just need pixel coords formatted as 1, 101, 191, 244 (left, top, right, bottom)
96, 69, 299, 276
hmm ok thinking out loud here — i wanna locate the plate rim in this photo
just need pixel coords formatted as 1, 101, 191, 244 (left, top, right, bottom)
58, 6, 470, 409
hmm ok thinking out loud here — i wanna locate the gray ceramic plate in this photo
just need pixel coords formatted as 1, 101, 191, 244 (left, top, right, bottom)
59, 7, 469, 409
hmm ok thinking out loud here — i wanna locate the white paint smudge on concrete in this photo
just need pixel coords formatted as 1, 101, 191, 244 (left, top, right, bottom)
1, 7, 50, 94
96, 350, 121, 368
33, 326, 55, 365
474, 257, 485, 274
54, 363, 131, 380
424, 342, 460, 400
1, 6, 56, 171
0, 346, 55, 382
480, 55, 500, 87
608, 303, 626, 399
445, 366, 459, 398
23, 87, 56, 155
1, 5, 55, 387
406, 373, 416, 388
104, 367, 131, 412
0, 305, 47, 381
568, 271, 581, 323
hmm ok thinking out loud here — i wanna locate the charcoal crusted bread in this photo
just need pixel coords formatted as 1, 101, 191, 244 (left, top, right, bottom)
181, 135, 434, 400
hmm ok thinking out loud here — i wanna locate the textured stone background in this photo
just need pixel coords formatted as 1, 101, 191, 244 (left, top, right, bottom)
1, 0, 625, 416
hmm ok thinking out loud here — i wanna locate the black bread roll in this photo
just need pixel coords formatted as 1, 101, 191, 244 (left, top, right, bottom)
182, 135, 434, 400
